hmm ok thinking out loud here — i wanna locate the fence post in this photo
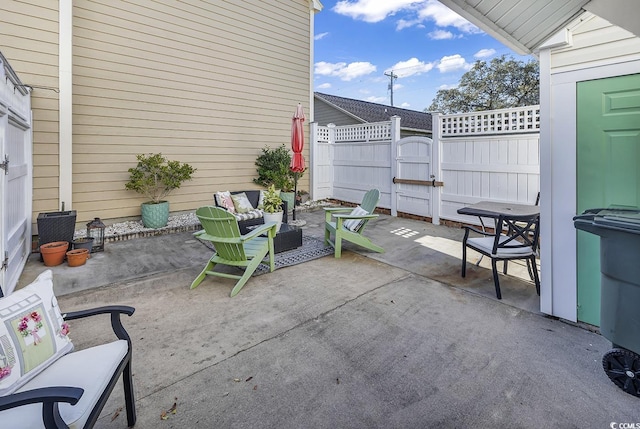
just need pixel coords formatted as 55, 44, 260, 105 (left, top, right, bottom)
431, 112, 441, 225
327, 123, 335, 198
390, 116, 401, 217
310, 121, 318, 201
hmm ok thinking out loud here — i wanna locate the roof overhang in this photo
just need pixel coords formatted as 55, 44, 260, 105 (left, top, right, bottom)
438, 0, 640, 55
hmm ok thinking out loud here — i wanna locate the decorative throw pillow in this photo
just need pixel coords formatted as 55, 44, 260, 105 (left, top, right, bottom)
215, 191, 236, 214
257, 190, 265, 210
0, 270, 73, 396
343, 206, 369, 231
231, 192, 254, 214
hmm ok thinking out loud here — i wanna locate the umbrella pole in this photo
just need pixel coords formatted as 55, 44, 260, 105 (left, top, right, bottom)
293, 172, 298, 221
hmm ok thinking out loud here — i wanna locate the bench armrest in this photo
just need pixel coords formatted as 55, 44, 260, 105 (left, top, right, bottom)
64, 306, 135, 343
0, 386, 83, 429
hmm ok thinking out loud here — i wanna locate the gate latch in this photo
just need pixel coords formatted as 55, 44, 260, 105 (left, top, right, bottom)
0, 155, 8, 175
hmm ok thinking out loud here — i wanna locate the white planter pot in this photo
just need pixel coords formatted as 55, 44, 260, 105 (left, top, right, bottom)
263, 211, 283, 233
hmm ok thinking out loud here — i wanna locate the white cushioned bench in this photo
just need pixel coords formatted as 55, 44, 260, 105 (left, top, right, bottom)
0, 270, 136, 428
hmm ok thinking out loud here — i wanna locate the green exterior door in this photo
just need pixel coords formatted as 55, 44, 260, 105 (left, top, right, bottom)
576, 73, 640, 326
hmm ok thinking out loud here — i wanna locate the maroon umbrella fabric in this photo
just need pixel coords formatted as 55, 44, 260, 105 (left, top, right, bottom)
290, 103, 306, 173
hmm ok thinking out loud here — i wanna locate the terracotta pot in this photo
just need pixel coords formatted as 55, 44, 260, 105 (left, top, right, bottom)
40, 241, 69, 267
66, 248, 89, 267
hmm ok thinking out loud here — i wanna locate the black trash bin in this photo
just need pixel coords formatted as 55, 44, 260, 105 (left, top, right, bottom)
574, 208, 640, 397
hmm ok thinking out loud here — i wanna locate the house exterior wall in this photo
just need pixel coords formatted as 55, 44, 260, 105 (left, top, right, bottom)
1, 0, 315, 224
0, 1, 60, 216
539, 14, 640, 322
314, 99, 361, 126
550, 15, 640, 72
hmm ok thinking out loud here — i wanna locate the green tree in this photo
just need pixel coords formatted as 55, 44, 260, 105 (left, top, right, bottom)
427, 55, 539, 114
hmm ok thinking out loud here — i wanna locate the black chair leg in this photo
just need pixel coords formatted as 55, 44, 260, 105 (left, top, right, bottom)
461, 244, 467, 277
123, 360, 137, 427
491, 259, 502, 300
530, 255, 540, 295
503, 260, 508, 275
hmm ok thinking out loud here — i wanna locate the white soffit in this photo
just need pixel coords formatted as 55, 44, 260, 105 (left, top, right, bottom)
583, 0, 640, 40
438, 0, 591, 55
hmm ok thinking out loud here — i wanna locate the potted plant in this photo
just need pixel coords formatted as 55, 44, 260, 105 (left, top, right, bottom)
253, 144, 300, 212
262, 184, 284, 232
125, 153, 196, 228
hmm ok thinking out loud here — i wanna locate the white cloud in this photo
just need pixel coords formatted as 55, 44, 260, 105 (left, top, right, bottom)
400, 102, 411, 108
428, 29, 454, 40
474, 48, 496, 58
437, 83, 458, 90
436, 54, 471, 73
395, 17, 428, 31
317, 82, 332, 89
315, 32, 329, 41
393, 83, 404, 90
387, 57, 434, 78
314, 61, 377, 81
333, 0, 480, 39
366, 95, 387, 103
418, 0, 480, 34
333, 0, 419, 23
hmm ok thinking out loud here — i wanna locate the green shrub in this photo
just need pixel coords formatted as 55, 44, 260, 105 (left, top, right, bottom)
125, 153, 196, 204
253, 144, 299, 192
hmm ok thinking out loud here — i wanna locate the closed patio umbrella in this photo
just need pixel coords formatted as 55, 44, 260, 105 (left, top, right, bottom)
290, 103, 305, 221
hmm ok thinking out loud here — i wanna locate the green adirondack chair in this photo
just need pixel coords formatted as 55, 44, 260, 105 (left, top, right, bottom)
324, 189, 384, 258
190, 206, 277, 297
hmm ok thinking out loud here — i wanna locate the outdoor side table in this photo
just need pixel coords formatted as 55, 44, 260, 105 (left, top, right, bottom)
249, 223, 303, 254
272, 223, 303, 253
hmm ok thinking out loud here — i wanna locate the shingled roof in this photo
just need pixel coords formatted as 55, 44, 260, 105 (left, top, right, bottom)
314, 92, 432, 132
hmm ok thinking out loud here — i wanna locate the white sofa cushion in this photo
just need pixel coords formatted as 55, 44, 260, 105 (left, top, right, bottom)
0, 340, 128, 429
0, 270, 73, 396
233, 209, 264, 222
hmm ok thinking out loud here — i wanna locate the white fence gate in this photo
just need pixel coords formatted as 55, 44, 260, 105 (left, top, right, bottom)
311, 106, 540, 226
392, 136, 437, 220
311, 120, 398, 210
0, 53, 32, 296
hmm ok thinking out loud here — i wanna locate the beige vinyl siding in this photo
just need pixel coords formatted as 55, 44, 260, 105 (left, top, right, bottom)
71, 0, 312, 222
0, 1, 60, 217
551, 15, 640, 72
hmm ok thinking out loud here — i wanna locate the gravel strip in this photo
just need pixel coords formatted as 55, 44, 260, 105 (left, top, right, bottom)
74, 200, 333, 241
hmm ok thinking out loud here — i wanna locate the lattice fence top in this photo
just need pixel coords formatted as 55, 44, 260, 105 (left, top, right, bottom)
316, 126, 330, 143
334, 122, 391, 142
440, 105, 540, 136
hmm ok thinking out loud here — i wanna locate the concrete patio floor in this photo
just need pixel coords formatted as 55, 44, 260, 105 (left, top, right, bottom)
17, 207, 638, 428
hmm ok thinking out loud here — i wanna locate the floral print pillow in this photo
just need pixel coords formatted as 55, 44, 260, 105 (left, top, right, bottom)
215, 191, 236, 214
231, 192, 255, 214
0, 270, 73, 396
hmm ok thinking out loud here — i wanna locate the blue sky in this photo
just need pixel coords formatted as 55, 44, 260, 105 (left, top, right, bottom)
313, 0, 532, 112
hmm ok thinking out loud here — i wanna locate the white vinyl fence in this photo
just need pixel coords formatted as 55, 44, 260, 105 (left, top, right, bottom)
311, 105, 540, 226
0, 52, 32, 296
